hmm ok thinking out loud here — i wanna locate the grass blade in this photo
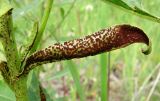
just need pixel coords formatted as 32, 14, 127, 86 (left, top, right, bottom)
66, 60, 86, 101
146, 68, 160, 101
100, 53, 110, 101
30, 0, 54, 53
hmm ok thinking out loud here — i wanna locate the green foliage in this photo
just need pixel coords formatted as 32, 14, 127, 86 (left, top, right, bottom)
0, 81, 15, 101
102, 0, 160, 23
27, 71, 41, 101
0, 9, 20, 75
0, 0, 12, 17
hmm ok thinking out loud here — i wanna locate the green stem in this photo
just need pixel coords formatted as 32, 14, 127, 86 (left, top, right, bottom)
12, 77, 28, 101
30, 0, 54, 53
100, 53, 108, 101
107, 52, 110, 100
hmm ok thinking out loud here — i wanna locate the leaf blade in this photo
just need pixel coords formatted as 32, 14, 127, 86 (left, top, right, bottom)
102, 0, 160, 23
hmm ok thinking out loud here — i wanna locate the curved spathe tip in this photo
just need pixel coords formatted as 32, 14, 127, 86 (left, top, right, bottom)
113, 24, 151, 55
142, 40, 152, 55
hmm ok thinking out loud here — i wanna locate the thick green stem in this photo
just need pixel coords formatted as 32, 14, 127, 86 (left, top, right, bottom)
0, 62, 28, 101
0, 9, 20, 76
0, 3, 28, 101
12, 77, 28, 101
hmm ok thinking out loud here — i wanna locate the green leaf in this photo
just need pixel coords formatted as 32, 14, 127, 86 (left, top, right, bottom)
0, 8, 20, 74
123, 0, 142, 8
27, 71, 41, 101
0, 81, 16, 101
102, 0, 132, 10
133, 6, 160, 23
102, 0, 160, 23
0, 0, 13, 17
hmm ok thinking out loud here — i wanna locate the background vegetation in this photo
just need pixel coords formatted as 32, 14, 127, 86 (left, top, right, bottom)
0, 0, 160, 101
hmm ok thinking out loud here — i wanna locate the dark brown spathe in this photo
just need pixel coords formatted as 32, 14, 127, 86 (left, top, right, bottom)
21, 24, 150, 75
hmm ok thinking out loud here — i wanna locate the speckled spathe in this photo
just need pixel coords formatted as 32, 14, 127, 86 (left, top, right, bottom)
21, 24, 150, 75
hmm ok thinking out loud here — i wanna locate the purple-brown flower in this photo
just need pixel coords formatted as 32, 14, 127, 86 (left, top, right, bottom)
20, 24, 151, 76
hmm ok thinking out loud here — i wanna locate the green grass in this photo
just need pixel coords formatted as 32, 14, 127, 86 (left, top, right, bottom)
66, 60, 86, 101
